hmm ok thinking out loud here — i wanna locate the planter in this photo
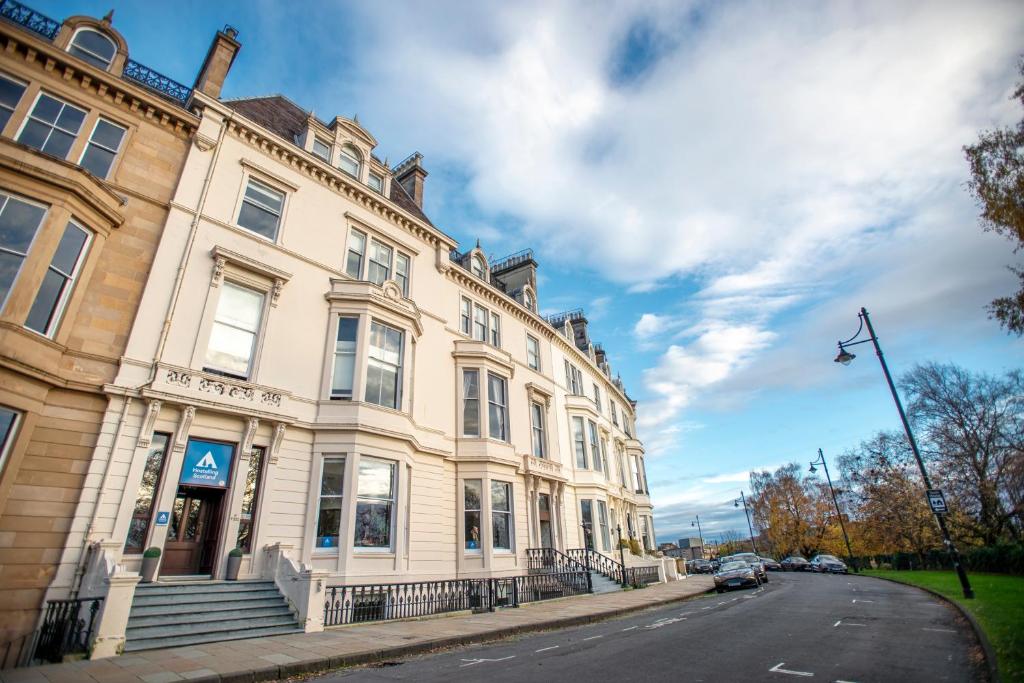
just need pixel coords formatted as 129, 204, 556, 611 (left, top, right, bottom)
225, 552, 242, 581
140, 555, 160, 583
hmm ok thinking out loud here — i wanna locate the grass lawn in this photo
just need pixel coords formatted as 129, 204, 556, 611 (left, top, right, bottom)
863, 570, 1023, 681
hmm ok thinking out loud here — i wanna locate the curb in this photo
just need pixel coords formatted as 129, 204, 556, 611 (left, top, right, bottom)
862, 575, 999, 683
189, 584, 716, 683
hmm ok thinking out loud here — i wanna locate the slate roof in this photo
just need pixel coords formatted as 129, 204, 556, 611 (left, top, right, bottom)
223, 95, 434, 226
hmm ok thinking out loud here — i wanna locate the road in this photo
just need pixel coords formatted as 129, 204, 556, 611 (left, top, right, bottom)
312, 571, 983, 682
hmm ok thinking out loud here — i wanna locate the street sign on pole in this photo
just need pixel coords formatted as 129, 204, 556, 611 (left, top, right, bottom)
926, 489, 948, 515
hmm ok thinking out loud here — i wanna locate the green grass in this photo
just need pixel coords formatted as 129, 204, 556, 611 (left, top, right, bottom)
863, 570, 1023, 682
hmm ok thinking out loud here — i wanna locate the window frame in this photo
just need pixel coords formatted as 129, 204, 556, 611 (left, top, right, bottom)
236, 445, 267, 554
312, 137, 332, 162
592, 383, 601, 413
472, 302, 488, 342
491, 480, 513, 553
353, 456, 397, 553
202, 280, 267, 380
0, 72, 27, 133
0, 405, 20, 476
530, 401, 546, 458
471, 254, 486, 279
67, 27, 117, 71
24, 219, 92, 338
314, 455, 346, 553
572, 416, 587, 469
489, 311, 501, 347
368, 171, 384, 194
364, 319, 404, 410
235, 176, 286, 242
462, 368, 481, 437
77, 117, 127, 180
330, 315, 359, 399
464, 479, 483, 553
338, 144, 362, 179
588, 419, 602, 473
0, 192, 48, 314
16, 91, 88, 161
487, 372, 509, 441
460, 297, 472, 335
526, 334, 540, 371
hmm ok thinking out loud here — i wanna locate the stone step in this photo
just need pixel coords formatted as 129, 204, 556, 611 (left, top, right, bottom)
123, 624, 304, 653
134, 580, 276, 596
129, 595, 288, 618
127, 604, 293, 628
132, 588, 283, 608
126, 613, 299, 641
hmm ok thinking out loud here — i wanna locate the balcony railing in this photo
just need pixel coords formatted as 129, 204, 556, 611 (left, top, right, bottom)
489, 248, 534, 273
123, 59, 192, 105
545, 308, 586, 327
0, 0, 59, 40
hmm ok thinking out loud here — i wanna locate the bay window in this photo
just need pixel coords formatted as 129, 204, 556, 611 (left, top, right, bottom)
597, 500, 611, 552
0, 193, 48, 310
462, 369, 480, 436
365, 321, 403, 409
25, 220, 90, 336
353, 457, 396, 551
204, 281, 264, 379
345, 229, 366, 279
487, 373, 508, 441
464, 479, 482, 551
315, 457, 345, 550
473, 303, 488, 341
572, 416, 587, 469
588, 420, 602, 473
491, 480, 512, 551
331, 316, 358, 399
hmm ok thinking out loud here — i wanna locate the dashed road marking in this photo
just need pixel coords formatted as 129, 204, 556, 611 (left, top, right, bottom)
583, 635, 604, 641
621, 626, 638, 631
460, 656, 515, 668
923, 627, 956, 633
834, 620, 842, 627
701, 606, 713, 610
851, 599, 874, 603
769, 662, 814, 677
535, 646, 559, 653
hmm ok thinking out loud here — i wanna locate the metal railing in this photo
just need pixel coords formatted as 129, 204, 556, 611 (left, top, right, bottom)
123, 59, 192, 105
489, 249, 534, 273
625, 566, 661, 587
526, 547, 588, 574
568, 547, 625, 583
0, 0, 59, 40
545, 308, 586, 327
32, 597, 102, 664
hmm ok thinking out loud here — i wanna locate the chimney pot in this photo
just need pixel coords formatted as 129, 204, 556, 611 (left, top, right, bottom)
194, 27, 242, 99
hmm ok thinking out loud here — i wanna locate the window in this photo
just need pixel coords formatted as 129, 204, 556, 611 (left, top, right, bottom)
460, 297, 472, 335
580, 499, 594, 549
78, 118, 126, 179
464, 479, 482, 551
25, 220, 90, 336
462, 369, 480, 437
124, 432, 170, 553
487, 373, 508, 441
526, 335, 540, 371
524, 289, 535, 312
597, 501, 611, 552
592, 383, 601, 413
0, 406, 19, 474
473, 303, 488, 341
365, 321, 403, 409
617, 443, 628, 487
18, 93, 86, 160
338, 145, 361, 178
588, 420, 602, 473
204, 282, 264, 379
530, 402, 545, 458
0, 193, 47, 310
367, 239, 392, 285
368, 172, 383, 193
68, 28, 116, 70
564, 360, 582, 395
639, 456, 649, 493
331, 316, 359, 399
491, 480, 512, 551
489, 312, 501, 347
395, 252, 410, 297
237, 178, 284, 241
315, 457, 345, 549
471, 255, 485, 279
572, 416, 587, 469
237, 446, 266, 553
599, 437, 609, 477
611, 401, 618, 427
0, 74, 26, 131
642, 517, 651, 551
624, 414, 633, 438
354, 457, 395, 550
312, 138, 331, 162
633, 455, 644, 494
345, 229, 366, 279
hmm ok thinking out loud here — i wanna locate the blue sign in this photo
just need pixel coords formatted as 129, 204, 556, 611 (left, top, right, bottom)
155, 511, 170, 526
179, 439, 234, 488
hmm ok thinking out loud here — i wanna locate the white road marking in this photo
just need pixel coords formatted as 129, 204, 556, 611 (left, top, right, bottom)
717, 601, 727, 605
460, 656, 515, 668
621, 626, 638, 631
535, 646, 560, 653
730, 597, 739, 602
851, 599, 874, 604
769, 662, 814, 677
583, 635, 604, 641
701, 606, 713, 610
835, 679, 860, 682
833, 620, 842, 627
923, 628, 956, 633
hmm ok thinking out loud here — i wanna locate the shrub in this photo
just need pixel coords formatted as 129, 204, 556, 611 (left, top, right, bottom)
629, 539, 642, 556
142, 547, 161, 558
229, 547, 244, 558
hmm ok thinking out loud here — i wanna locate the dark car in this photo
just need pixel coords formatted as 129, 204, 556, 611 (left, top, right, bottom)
781, 556, 810, 571
687, 559, 714, 574
714, 560, 761, 593
721, 553, 768, 583
759, 556, 782, 571
809, 554, 848, 574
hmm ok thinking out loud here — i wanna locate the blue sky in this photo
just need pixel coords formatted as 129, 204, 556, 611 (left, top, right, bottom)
38, 0, 1024, 545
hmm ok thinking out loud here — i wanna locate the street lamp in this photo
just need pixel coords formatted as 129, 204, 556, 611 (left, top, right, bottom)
692, 516, 705, 560
734, 491, 759, 556
835, 306, 974, 599
616, 524, 628, 588
810, 448, 857, 573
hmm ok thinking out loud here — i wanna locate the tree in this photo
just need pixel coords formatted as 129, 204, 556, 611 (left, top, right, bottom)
964, 58, 1024, 334
901, 362, 1024, 545
748, 464, 837, 559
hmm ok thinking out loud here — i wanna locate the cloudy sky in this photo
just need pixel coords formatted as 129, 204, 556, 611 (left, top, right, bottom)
44, 0, 1024, 544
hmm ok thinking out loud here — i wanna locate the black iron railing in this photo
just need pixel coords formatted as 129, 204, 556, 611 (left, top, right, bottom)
566, 547, 661, 588
123, 59, 192, 105
545, 308, 586, 327
526, 547, 588, 574
625, 566, 661, 587
32, 597, 102, 664
489, 249, 534, 273
0, 0, 59, 40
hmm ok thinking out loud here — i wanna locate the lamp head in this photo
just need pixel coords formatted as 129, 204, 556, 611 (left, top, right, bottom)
834, 347, 856, 365
809, 464, 817, 474
734, 500, 739, 508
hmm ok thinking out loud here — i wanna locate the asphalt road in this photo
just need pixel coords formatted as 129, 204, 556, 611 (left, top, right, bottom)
312, 572, 983, 682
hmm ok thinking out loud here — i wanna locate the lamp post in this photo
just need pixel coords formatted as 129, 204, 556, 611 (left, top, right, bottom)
616, 524, 628, 588
734, 491, 759, 556
692, 516, 705, 560
835, 306, 973, 599
810, 448, 857, 573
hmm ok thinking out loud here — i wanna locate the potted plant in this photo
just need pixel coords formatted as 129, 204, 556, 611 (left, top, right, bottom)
225, 547, 243, 581
140, 547, 160, 583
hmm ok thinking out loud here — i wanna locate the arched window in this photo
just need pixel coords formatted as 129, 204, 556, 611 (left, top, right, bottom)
524, 290, 535, 312
471, 255, 486, 279
338, 145, 361, 178
68, 28, 117, 71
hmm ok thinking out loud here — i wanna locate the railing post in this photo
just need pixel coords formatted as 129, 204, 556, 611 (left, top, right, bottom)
584, 550, 593, 593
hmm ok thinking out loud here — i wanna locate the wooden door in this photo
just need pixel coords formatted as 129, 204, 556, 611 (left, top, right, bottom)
162, 488, 222, 576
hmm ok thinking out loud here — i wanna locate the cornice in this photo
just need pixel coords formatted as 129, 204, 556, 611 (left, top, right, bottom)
325, 278, 424, 337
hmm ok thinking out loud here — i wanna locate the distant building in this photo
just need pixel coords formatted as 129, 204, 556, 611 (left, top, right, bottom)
676, 537, 705, 560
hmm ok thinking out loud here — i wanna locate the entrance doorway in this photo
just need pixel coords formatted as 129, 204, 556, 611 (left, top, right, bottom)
162, 486, 225, 576
538, 493, 553, 548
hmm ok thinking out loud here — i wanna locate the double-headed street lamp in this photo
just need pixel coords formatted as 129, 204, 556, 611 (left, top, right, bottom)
734, 491, 759, 556
810, 448, 857, 573
692, 515, 705, 559
835, 306, 973, 599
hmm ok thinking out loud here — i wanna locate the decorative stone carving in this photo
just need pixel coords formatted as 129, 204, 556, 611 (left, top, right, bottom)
136, 399, 162, 448
241, 417, 259, 458
228, 385, 254, 400
173, 405, 196, 452
193, 132, 218, 152
198, 378, 225, 395
165, 369, 191, 387
260, 391, 282, 406
271, 278, 284, 307
382, 280, 402, 300
269, 423, 286, 464
211, 256, 226, 287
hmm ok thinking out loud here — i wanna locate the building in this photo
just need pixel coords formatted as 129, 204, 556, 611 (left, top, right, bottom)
0, 1, 659, 660
676, 537, 705, 560
0, 1, 198, 654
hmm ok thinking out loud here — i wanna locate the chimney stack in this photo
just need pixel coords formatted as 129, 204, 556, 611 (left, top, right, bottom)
194, 25, 241, 99
394, 152, 428, 208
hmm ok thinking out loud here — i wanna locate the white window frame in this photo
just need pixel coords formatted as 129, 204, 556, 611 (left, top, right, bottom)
364, 319, 404, 410
526, 334, 540, 371
472, 303, 488, 342
345, 228, 366, 279
460, 296, 472, 335
312, 137, 331, 162
530, 401, 546, 458
314, 455, 346, 553
462, 368, 481, 437
17, 91, 87, 160
24, 219, 91, 338
597, 500, 611, 552
368, 171, 384, 193
203, 280, 267, 380
67, 27, 117, 71
487, 372, 509, 441
592, 383, 601, 413
464, 479, 483, 553
367, 238, 392, 285
611, 401, 619, 427
353, 456, 397, 553
338, 144, 362, 178
330, 315, 359, 399
572, 416, 587, 469
491, 480, 514, 553
236, 177, 286, 242
77, 117, 126, 180
395, 252, 410, 297
471, 254, 486, 279
489, 311, 501, 347
588, 420, 602, 473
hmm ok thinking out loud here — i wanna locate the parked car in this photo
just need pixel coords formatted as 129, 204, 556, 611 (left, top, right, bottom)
759, 556, 782, 571
781, 556, 810, 571
714, 560, 761, 593
809, 554, 848, 574
721, 553, 768, 583
687, 559, 714, 574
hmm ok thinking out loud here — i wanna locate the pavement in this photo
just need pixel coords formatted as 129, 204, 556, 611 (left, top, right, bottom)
0, 576, 715, 683
312, 571, 987, 683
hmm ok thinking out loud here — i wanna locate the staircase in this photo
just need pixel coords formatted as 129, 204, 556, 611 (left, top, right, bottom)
125, 580, 302, 652
588, 571, 622, 594
526, 547, 624, 595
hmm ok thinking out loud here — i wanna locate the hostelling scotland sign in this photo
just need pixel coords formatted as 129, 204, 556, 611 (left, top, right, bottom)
180, 439, 234, 488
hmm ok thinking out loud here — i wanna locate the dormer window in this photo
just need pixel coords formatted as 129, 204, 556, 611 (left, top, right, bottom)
338, 145, 361, 178
471, 255, 486, 279
312, 138, 331, 162
524, 290, 535, 312
368, 172, 383, 194
68, 28, 117, 71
